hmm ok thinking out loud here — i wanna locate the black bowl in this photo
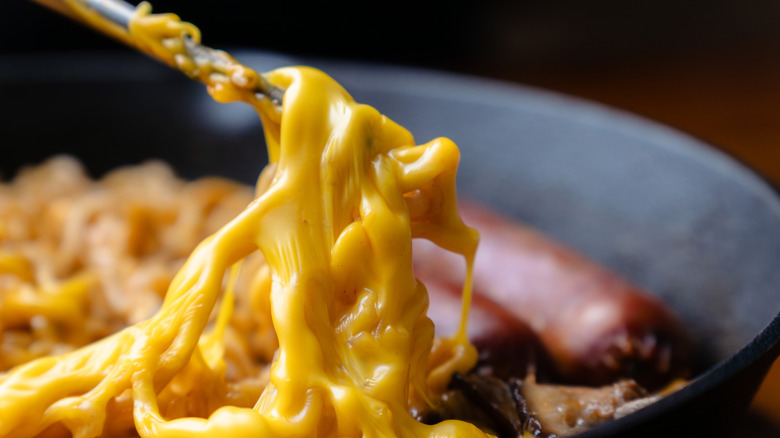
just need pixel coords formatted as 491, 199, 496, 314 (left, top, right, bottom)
2, 51, 779, 437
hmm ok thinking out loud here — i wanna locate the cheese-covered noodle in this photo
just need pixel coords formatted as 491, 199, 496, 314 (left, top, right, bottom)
0, 3, 485, 437
0, 157, 264, 372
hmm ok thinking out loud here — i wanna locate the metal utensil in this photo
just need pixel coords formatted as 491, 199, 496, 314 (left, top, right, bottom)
31, 0, 285, 104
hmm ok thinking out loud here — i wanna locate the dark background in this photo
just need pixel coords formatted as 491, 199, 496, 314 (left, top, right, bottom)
4, 0, 780, 431
6, 1, 780, 76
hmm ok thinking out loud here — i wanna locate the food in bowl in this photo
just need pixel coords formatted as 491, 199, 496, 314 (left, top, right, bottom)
0, 2, 697, 437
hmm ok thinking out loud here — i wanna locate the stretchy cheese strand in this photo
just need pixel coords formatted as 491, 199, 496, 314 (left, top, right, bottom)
0, 4, 484, 437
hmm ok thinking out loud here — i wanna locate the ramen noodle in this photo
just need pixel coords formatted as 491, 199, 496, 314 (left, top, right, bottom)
0, 157, 264, 372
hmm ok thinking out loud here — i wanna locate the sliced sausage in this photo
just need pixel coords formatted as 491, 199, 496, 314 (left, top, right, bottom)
423, 274, 553, 381
415, 201, 696, 389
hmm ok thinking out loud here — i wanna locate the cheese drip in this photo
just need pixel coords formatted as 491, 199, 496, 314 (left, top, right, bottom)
0, 3, 485, 438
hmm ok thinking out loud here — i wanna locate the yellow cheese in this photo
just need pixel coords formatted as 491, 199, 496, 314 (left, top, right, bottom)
0, 3, 485, 437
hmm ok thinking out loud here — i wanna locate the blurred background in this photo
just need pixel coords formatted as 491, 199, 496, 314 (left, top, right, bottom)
3, 0, 780, 433
5, 0, 780, 183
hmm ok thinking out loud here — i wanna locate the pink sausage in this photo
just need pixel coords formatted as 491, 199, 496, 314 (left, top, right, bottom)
414, 202, 696, 389
422, 274, 554, 381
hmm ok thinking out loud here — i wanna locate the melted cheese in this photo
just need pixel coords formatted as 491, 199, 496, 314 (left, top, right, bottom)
0, 3, 485, 437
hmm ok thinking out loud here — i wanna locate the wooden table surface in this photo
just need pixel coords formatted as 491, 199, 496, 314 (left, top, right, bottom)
479, 45, 780, 434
